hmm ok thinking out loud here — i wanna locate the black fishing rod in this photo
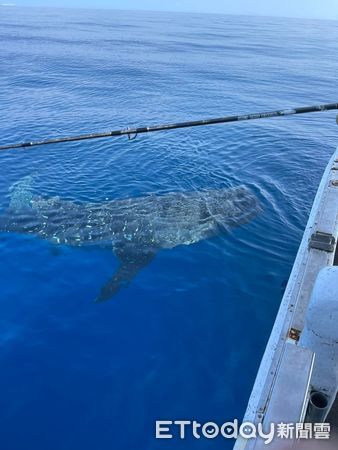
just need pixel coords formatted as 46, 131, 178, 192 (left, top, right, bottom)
1, 102, 338, 151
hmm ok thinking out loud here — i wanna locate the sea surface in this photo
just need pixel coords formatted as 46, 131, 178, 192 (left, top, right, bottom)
0, 6, 337, 450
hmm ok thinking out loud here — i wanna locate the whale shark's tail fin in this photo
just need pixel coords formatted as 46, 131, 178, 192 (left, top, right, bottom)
0, 176, 35, 232
8, 175, 34, 211
95, 247, 156, 302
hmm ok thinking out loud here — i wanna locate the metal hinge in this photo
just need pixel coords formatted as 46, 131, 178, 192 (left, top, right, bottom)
309, 231, 335, 252
289, 327, 301, 341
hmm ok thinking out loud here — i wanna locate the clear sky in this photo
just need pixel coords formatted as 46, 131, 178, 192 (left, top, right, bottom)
7, 0, 338, 20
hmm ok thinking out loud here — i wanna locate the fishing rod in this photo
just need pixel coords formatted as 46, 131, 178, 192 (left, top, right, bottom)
1, 102, 338, 152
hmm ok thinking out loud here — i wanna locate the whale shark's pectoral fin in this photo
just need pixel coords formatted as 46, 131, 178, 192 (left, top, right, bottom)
95, 247, 156, 303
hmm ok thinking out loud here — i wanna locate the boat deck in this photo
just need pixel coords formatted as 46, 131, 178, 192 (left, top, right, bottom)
235, 147, 338, 449
327, 396, 338, 439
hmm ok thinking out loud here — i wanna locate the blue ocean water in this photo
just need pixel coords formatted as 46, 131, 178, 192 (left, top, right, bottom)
0, 6, 338, 450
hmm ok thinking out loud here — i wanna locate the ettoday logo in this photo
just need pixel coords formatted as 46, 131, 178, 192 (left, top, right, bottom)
155, 420, 274, 444
155, 420, 331, 444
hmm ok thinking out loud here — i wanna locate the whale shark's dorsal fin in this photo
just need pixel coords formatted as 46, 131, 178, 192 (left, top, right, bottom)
95, 247, 156, 302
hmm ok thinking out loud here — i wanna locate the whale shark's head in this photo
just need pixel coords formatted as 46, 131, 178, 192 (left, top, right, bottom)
205, 185, 261, 228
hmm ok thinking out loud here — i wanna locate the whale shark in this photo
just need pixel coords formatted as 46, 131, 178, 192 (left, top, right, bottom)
0, 177, 261, 301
